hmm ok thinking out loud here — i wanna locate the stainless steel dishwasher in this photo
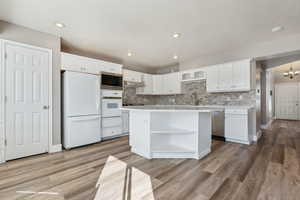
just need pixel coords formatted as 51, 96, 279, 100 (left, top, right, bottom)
212, 110, 225, 138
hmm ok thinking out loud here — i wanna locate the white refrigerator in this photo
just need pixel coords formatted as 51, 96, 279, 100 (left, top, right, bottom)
63, 71, 101, 149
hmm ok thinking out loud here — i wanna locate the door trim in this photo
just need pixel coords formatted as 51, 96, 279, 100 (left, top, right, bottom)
0, 39, 53, 162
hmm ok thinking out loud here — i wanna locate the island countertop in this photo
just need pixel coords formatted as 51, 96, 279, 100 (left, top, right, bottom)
121, 105, 224, 112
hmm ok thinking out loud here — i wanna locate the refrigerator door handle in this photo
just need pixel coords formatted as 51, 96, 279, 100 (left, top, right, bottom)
97, 78, 101, 113
71, 116, 101, 122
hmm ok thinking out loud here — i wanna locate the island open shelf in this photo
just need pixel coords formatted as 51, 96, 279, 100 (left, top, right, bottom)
151, 128, 195, 135
150, 112, 197, 157
122, 106, 217, 159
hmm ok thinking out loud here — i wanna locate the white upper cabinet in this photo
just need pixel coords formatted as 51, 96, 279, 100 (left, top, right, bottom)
86, 57, 103, 74
152, 75, 164, 94
136, 73, 153, 95
206, 65, 219, 92
123, 69, 142, 82
218, 63, 233, 90
61, 52, 122, 74
100, 61, 122, 74
163, 72, 181, 94
136, 72, 181, 95
61, 52, 89, 73
206, 59, 253, 93
142, 73, 153, 94
232, 60, 251, 90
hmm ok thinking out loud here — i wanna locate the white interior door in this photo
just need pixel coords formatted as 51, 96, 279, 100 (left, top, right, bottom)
275, 83, 299, 120
5, 42, 50, 160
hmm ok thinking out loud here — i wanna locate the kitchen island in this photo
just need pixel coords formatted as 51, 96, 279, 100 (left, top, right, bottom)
121, 105, 222, 159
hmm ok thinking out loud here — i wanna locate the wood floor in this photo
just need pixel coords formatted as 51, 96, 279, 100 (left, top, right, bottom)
0, 120, 300, 200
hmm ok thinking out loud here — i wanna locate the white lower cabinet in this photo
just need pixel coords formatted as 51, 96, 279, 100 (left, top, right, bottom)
102, 127, 122, 138
127, 109, 212, 159
102, 117, 122, 138
102, 117, 122, 127
122, 111, 129, 133
64, 116, 101, 149
225, 109, 252, 145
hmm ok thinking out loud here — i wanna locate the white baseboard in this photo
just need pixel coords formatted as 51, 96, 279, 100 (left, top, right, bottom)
226, 138, 251, 145
261, 119, 274, 130
260, 124, 268, 129
0, 149, 5, 164
253, 130, 262, 142
49, 144, 62, 153
196, 148, 211, 160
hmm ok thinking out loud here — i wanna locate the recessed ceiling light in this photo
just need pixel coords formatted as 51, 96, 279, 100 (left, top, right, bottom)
173, 55, 178, 60
173, 33, 181, 38
55, 22, 65, 28
127, 52, 133, 57
272, 26, 284, 33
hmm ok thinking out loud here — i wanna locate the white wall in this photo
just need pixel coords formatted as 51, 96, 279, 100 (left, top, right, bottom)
0, 20, 61, 145
0, 40, 4, 162
266, 70, 275, 123
261, 68, 276, 127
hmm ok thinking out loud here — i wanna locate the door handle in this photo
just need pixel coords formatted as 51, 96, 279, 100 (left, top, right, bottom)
43, 105, 50, 110
72, 116, 100, 122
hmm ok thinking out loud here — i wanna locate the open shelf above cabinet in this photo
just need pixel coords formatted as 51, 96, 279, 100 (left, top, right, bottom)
180, 69, 206, 82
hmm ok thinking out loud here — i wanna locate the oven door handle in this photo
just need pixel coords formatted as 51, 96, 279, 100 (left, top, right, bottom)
102, 97, 122, 99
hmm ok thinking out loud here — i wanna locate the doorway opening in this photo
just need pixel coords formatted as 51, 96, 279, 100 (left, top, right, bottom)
259, 54, 300, 129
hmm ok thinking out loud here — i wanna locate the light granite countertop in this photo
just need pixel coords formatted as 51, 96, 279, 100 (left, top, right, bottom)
194, 104, 254, 109
121, 105, 224, 112
122, 105, 254, 112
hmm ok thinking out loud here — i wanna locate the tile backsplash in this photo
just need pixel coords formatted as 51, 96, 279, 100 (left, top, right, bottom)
123, 82, 156, 105
123, 80, 256, 106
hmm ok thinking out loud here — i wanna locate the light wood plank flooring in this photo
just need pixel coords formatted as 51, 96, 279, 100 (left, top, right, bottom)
0, 120, 300, 200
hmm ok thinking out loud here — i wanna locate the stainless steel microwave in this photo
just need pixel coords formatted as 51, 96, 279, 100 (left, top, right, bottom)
101, 73, 123, 89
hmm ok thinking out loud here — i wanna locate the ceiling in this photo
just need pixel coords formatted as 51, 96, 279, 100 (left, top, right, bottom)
0, 0, 300, 68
